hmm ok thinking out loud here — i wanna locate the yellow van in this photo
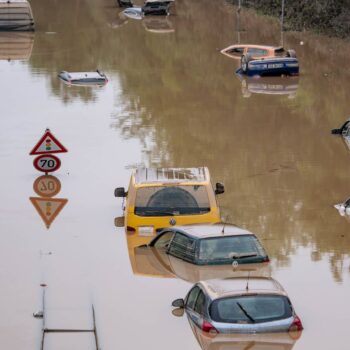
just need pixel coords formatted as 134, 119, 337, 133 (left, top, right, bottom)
115, 167, 224, 237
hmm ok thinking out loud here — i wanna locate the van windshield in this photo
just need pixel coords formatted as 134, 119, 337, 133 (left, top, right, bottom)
134, 185, 210, 216
210, 295, 292, 324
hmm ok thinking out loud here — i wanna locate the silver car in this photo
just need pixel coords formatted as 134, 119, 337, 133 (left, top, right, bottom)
172, 277, 303, 334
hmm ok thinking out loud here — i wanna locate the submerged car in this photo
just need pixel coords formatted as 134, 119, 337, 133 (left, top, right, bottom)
221, 44, 299, 77
0, 0, 34, 31
332, 118, 350, 152
131, 223, 270, 280
334, 197, 350, 218
115, 167, 224, 237
122, 0, 174, 18
117, 0, 133, 7
58, 70, 108, 86
172, 277, 303, 334
149, 224, 269, 265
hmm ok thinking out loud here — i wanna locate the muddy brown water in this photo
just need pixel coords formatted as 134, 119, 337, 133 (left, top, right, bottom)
0, 0, 350, 349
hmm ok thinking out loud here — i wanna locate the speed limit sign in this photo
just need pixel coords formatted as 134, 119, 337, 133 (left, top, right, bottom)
33, 154, 61, 173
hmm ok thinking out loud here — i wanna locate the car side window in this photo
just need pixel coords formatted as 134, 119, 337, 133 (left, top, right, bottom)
152, 231, 174, 249
186, 286, 200, 310
194, 290, 206, 315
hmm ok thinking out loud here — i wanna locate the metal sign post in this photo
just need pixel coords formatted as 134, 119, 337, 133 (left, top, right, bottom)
37, 288, 100, 350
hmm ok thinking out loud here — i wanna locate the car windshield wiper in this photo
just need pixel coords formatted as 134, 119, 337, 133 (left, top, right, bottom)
237, 302, 255, 323
230, 252, 258, 259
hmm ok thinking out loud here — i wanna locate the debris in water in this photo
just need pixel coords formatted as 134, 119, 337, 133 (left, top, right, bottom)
33, 310, 43, 318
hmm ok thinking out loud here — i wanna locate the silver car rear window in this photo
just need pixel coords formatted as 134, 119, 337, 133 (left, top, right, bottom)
210, 295, 292, 324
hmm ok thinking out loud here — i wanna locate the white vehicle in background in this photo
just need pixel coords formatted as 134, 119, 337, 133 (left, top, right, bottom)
58, 70, 108, 87
122, 0, 175, 19
0, 0, 34, 31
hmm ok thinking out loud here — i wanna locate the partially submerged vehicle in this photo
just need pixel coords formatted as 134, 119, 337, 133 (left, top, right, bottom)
172, 277, 303, 334
130, 223, 270, 282
0, 31, 34, 60
332, 118, 350, 151
236, 74, 299, 98
117, 0, 133, 7
0, 0, 34, 31
334, 197, 350, 218
221, 44, 299, 77
122, 0, 174, 19
142, 0, 174, 15
115, 167, 224, 237
147, 224, 269, 266
58, 70, 108, 86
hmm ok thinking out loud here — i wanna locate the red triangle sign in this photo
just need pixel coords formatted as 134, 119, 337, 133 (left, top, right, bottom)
30, 129, 68, 155
30, 197, 68, 228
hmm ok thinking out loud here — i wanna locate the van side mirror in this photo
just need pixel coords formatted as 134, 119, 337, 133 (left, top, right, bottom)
115, 187, 127, 197
215, 182, 225, 195
172, 298, 184, 308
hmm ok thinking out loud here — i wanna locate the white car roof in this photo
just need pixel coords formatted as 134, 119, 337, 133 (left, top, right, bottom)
62, 71, 105, 80
201, 277, 287, 300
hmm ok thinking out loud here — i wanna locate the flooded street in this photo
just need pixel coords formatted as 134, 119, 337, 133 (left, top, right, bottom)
1, 0, 350, 348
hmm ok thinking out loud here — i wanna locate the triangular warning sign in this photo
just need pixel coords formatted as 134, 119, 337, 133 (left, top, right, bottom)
29, 129, 68, 155
30, 197, 68, 228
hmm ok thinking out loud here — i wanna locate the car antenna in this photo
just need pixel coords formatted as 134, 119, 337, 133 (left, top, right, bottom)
221, 215, 230, 234
246, 272, 250, 291
221, 222, 227, 234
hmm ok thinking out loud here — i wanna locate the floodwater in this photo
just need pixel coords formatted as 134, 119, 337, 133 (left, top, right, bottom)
0, 0, 350, 348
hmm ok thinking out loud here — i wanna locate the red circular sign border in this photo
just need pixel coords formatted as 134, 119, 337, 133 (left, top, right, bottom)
33, 154, 61, 173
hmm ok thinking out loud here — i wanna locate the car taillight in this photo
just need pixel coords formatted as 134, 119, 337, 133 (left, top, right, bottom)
289, 316, 303, 332
126, 226, 136, 232
202, 320, 219, 334
264, 256, 270, 262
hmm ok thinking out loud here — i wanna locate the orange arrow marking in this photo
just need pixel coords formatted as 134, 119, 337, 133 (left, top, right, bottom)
30, 197, 68, 228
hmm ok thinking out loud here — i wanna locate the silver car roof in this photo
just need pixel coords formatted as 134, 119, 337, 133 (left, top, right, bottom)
200, 277, 287, 300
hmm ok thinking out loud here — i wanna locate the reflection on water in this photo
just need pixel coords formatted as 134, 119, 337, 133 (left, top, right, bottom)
30, 175, 68, 228
189, 329, 300, 350
236, 75, 298, 98
0, 32, 34, 61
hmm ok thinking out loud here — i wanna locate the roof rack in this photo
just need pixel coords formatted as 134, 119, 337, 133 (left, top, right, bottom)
134, 167, 209, 184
